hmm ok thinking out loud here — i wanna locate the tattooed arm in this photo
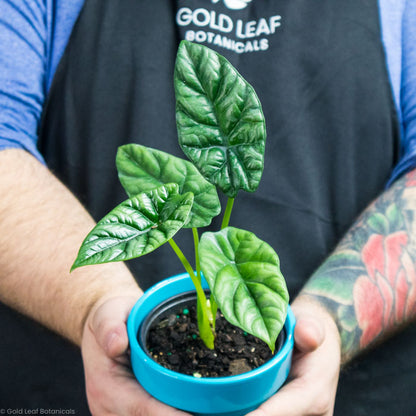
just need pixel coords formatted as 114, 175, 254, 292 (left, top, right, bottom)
302, 168, 416, 364
248, 170, 416, 416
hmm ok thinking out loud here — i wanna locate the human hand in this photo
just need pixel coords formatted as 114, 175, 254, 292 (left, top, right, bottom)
81, 296, 191, 416
246, 297, 341, 416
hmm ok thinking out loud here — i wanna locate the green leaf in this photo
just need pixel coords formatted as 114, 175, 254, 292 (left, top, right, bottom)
199, 227, 289, 352
71, 184, 193, 270
174, 40, 266, 198
116, 144, 220, 228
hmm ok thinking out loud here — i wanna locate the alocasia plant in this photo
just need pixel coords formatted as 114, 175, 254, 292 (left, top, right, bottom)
71, 40, 289, 353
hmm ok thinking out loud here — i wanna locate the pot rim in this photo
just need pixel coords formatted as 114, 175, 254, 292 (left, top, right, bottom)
127, 272, 296, 385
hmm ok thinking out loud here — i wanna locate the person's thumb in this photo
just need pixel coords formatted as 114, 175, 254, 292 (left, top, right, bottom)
89, 296, 137, 359
293, 314, 325, 353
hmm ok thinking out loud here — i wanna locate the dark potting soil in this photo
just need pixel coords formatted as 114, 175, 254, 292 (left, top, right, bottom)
145, 303, 275, 377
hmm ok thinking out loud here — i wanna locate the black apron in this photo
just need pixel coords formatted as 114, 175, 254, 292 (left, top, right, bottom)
2, 0, 415, 414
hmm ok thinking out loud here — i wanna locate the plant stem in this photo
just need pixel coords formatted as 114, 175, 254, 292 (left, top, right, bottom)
168, 238, 200, 291
215, 198, 236, 327
192, 228, 201, 283
221, 197, 235, 229
168, 238, 215, 349
210, 294, 218, 331
193, 228, 217, 330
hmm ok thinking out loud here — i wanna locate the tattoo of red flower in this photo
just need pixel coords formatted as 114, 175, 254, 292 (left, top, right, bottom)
353, 231, 416, 348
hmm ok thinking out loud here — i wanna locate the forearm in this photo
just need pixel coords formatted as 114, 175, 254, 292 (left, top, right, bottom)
0, 149, 142, 345
300, 168, 416, 364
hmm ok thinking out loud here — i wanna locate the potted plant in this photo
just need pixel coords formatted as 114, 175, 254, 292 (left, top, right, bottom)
71, 40, 295, 416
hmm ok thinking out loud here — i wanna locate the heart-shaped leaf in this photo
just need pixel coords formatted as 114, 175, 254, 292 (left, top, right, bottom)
174, 40, 266, 198
116, 144, 220, 228
199, 227, 289, 352
71, 184, 193, 270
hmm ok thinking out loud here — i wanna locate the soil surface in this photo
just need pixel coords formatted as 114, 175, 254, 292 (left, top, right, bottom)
145, 303, 279, 377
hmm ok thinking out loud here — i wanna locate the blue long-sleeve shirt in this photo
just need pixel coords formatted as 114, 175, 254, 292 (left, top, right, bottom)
0, 0, 415, 184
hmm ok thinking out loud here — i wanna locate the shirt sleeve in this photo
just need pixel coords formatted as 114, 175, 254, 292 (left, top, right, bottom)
0, 0, 48, 163
388, 0, 416, 184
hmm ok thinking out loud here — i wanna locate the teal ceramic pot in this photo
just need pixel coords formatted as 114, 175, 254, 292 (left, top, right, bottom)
127, 272, 296, 416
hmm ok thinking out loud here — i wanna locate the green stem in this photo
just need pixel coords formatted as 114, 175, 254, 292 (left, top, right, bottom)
193, 228, 217, 330
192, 228, 201, 283
216, 198, 236, 327
168, 238, 215, 349
210, 294, 218, 332
168, 238, 200, 290
221, 197, 235, 229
